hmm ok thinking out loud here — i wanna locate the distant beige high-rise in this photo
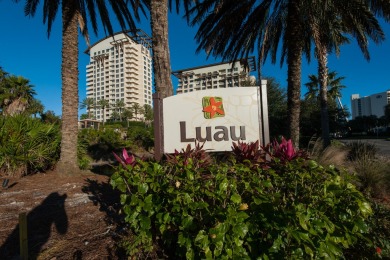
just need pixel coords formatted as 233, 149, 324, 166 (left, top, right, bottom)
85, 30, 152, 122
172, 57, 256, 94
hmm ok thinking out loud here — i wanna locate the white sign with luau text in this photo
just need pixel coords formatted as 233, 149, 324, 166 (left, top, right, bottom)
163, 87, 262, 153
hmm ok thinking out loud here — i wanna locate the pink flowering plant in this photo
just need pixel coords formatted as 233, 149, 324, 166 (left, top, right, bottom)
111, 138, 376, 259
113, 148, 136, 167
263, 137, 307, 163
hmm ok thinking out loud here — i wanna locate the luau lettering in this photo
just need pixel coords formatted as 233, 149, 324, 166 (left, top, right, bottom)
179, 121, 246, 142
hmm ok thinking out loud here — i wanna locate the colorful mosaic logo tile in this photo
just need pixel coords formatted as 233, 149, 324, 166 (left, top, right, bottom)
202, 96, 225, 119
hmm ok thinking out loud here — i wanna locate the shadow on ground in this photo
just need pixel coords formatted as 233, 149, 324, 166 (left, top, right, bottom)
82, 178, 128, 257
0, 192, 68, 259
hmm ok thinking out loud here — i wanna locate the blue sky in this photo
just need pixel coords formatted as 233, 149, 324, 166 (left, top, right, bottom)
1, 1, 390, 118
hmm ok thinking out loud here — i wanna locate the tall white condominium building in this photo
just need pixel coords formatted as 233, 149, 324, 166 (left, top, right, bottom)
351, 90, 390, 119
85, 29, 152, 122
172, 57, 256, 94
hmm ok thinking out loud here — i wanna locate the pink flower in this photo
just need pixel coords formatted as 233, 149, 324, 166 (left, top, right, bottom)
280, 137, 295, 160
113, 148, 136, 167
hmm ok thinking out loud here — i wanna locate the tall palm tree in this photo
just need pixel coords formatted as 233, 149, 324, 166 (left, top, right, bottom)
18, 0, 145, 174
189, 0, 308, 147
305, 71, 346, 102
306, 1, 384, 147
305, 70, 347, 143
80, 97, 95, 119
143, 0, 198, 99
189, 0, 388, 147
114, 99, 125, 122
97, 98, 110, 124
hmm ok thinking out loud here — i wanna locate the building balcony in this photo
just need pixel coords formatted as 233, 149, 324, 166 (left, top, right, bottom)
125, 49, 138, 56
125, 75, 138, 80
86, 78, 94, 83
126, 97, 139, 103
126, 85, 139, 90
126, 79, 138, 85
126, 90, 138, 95
125, 61, 138, 67
125, 69, 139, 76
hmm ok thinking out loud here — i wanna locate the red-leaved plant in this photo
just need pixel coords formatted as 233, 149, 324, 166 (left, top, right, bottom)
231, 140, 266, 166
113, 148, 136, 167
263, 137, 307, 162
165, 141, 212, 169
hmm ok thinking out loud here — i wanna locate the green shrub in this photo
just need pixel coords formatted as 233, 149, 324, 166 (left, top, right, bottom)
78, 128, 128, 162
77, 134, 91, 170
126, 126, 154, 151
0, 115, 60, 176
346, 202, 390, 259
111, 142, 374, 259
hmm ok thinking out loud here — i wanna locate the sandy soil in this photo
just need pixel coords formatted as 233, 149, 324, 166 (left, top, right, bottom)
0, 170, 127, 259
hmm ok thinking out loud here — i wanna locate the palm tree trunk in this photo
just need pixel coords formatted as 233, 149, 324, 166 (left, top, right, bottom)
151, 0, 173, 98
317, 48, 331, 148
57, 1, 79, 174
286, 0, 302, 148
102, 107, 105, 125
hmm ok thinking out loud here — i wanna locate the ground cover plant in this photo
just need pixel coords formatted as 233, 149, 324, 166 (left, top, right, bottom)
111, 139, 378, 259
0, 115, 60, 176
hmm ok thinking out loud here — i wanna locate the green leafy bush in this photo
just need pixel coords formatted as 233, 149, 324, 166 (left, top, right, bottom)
126, 126, 154, 151
111, 142, 374, 259
78, 128, 128, 162
0, 115, 60, 176
346, 202, 390, 259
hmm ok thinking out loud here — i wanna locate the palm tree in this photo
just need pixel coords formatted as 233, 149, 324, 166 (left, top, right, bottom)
1, 75, 36, 116
27, 99, 45, 118
305, 71, 346, 102
306, 1, 384, 147
143, 104, 153, 121
144, 0, 197, 99
131, 103, 142, 121
110, 111, 120, 122
115, 99, 125, 122
189, 0, 308, 147
122, 107, 134, 127
97, 98, 110, 124
189, 0, 388, 148
18, 0, 145, 174
305, 70, 347, 144
80, 97, 95, 119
